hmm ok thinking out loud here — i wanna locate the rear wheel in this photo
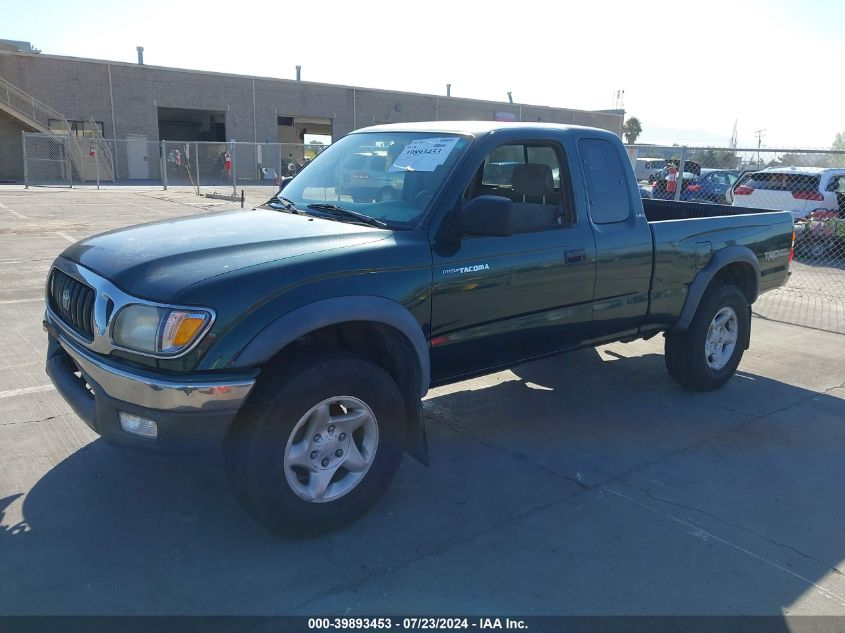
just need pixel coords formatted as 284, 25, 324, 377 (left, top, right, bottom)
665, 283, 749, 391
225, 352, 406, 535
376, 186, 399, 202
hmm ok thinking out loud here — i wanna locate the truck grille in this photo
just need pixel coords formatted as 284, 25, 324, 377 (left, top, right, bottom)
48, 268, 96, 340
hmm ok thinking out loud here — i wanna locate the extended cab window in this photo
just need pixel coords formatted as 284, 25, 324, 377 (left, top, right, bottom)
579, 138, 630, 224
468, 142, 572, 231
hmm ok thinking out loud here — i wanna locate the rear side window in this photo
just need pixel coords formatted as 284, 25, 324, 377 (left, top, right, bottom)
579, 139, 630, 224
746, 173, 821, 193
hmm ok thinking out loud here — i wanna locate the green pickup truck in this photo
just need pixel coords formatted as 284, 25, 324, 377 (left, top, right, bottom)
44, 122, 793, 534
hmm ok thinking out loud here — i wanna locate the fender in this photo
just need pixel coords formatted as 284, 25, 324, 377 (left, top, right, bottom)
672, 245, 760, 332
233, 295, 431, 396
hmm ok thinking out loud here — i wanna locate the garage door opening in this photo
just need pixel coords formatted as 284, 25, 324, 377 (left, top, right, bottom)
158, 107, 226, 142
278, 115, 332, 159
276, 115, 332, 143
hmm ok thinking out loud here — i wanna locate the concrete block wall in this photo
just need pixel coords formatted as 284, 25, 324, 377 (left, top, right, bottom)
0, 50, 623, 181
0, 112, 25, 180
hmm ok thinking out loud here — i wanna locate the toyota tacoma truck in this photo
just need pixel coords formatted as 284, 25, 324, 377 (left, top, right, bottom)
44, 122, 794, 534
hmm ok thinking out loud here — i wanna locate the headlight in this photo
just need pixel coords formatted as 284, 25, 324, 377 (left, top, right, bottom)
111, 305, 212, 356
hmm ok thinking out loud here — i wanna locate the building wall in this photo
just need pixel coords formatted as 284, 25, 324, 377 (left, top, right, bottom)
0, 112, 26, 180
0, 50, 624, 180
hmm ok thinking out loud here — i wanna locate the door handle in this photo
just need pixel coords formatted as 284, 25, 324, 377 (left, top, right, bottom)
565, 248, 586, 264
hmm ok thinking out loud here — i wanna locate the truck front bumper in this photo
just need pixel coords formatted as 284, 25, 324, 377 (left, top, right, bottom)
45, 327, 256, 454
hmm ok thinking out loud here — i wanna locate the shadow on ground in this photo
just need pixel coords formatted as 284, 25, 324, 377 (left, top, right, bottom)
1, 349, 843, 618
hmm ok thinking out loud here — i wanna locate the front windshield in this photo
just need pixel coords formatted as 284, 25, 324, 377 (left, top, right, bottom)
277, 132, 469, 226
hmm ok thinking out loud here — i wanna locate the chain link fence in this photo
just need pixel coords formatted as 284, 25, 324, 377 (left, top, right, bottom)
19, 133, 845, 332
627, 145, 845, 333
22, 133, 329, 196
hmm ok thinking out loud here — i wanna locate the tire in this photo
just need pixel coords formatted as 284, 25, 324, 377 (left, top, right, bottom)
224, 352, 407, 536
664, 283, 749, 391
809, 242, 827, 259
376, 186, 398, 202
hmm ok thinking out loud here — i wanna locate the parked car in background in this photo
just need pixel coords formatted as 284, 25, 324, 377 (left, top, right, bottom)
651, 160, 702, 199
337, 151, 405, 202
683, 169, 740, 204
634, 157, 667, 184
731, 167, 845, 220
794, 209, 845, 259
726, 171, 753, 205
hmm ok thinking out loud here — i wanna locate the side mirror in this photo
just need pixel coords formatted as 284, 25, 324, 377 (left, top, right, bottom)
461, 195, 515, 237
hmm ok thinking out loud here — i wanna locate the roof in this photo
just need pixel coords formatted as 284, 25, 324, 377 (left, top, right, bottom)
760, 166, 845, 175
352, 121, 607, 137
699, 168, 738, 175
0, 50, 622, 120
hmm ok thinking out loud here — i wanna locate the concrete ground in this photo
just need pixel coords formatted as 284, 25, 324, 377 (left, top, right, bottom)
0, 186, 844, 616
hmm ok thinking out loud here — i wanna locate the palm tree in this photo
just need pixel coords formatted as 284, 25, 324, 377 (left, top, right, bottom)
622, 117, 642, 145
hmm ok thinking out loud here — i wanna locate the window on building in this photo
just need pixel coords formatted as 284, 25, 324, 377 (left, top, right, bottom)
48, 119, 105, 139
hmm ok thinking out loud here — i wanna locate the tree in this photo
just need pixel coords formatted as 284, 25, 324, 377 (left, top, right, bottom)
832, 131, 845, 152
691, 148, 740, 169
622, 117, 642, 145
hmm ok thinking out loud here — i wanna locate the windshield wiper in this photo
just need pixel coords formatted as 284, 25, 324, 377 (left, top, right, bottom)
306, 204, 389, 229
266, 194, 300, 214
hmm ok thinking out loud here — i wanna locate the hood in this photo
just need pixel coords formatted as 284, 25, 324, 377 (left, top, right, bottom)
61, 209, 391, 300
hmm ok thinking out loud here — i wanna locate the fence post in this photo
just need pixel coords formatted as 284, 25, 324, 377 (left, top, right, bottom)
67, 140, 73, 189
21, 133, 28, 189
674, 147, 685, 202
231, 142, 237, 197
194, 141, 200, 194
161, 140, 167, 190
95, 148, 100, 190
110, 140, 116, 183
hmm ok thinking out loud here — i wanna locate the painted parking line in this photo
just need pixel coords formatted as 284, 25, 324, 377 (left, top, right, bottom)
0, 384, 55, 399
0, 201, 31, 220
0, 298, 43, 305
55, 231, 76, 243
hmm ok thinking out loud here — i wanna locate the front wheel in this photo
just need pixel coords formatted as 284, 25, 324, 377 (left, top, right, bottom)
665, 283, 749, 391
225, 352, 407, 535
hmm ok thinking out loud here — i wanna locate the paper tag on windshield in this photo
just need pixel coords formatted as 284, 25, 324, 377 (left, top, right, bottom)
389, 137, 460, 172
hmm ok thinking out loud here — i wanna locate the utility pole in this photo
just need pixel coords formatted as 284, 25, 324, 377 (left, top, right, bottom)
613, 89, 625, 109
754, 129, 766, 166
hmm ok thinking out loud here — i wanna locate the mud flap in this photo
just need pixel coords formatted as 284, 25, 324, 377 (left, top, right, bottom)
405, 400, 430, 466
745, 304, 752, 350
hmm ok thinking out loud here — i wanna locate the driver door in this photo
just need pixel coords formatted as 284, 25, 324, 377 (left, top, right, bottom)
429, 140, 597, 384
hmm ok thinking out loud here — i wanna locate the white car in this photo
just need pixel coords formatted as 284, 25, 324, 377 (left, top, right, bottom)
336, 151, 405, 202
634, 157, 667, 184
731, 167, 845, 220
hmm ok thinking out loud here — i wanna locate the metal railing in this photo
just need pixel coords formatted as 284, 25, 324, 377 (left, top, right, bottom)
0, 75, 64, 131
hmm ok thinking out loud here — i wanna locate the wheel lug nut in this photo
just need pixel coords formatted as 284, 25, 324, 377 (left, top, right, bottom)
310, 450, 318, 459
338, 432, 347, 441
327, 424, 335, 434
313, 434, 321, 442
335, 449, 343, 457
321, 458, 330, 467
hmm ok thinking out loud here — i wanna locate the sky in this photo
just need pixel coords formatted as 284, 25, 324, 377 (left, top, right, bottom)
2, 0, 843, 148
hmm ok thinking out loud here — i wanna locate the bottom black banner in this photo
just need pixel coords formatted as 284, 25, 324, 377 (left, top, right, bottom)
0, 616, 844, 633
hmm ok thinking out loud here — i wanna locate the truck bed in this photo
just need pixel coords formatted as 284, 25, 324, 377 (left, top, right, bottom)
642, 198, 776, 222
642, 199, 794, 331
